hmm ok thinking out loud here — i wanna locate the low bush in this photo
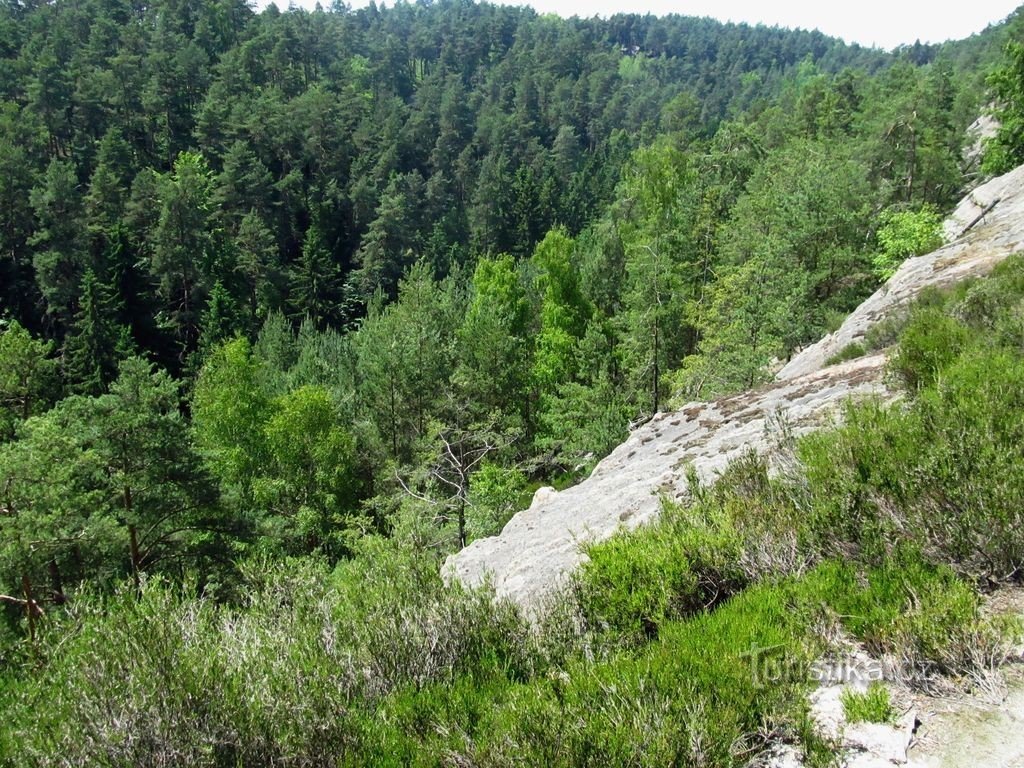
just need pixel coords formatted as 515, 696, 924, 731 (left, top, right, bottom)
1, 549, 541, 768
0, 543, 999, 768
863, 309, 909, 351
888, 306, 969, 390
802, 349, 1024, 580
477, 579, 818, 767
825, 341, 867, 366
575, 480, 776, 644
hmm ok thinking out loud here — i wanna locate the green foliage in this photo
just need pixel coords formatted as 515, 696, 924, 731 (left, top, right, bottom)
63, 269, 126, 395
871, 205, 944, 280
802, 259, 1024, 579
576, 498, 745, 643
355, 264, 461, 463
888, 305, 969, 390
863, 310, 909, 351
191, 337, 274, 497
467, 462, 527, 541
2, 555, 534, 767
194, 338, 364, 558
454, 254, 533, 431
983, 36, 1024, 174
0, 4, 1015, 762
575, 453, 805, 644
840, 683, 894, 724
824, 341, 867, 366
531, 229, 591, 398
0, 321, 58, 440
289, 222, 343, 329
30, 158, 87, 327
673, 139, 875, 400
615, 141, 696, 413
480, 580, 815, 768
255, 386, 361, 557
0, 357, 218, 603
150, 151, 216, 355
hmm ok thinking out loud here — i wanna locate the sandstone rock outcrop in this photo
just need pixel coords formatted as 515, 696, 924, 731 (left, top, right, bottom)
445, 165, 1024, 610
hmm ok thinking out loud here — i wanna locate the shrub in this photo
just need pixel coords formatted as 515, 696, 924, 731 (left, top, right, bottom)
888, 306, 969, 391
825, 341, 867, 366
871, 206, 944, 281
575, 522, 704, 640
478, 579, 817, 768
799, 399, 921, 564
2, 552, 540, 768
467, 461, 527, 541
863, 310, 908, 351
903, 350, 1024, 577
575, 496, 747, 643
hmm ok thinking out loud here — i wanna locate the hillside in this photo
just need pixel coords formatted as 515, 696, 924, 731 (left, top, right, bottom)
4, 1, 1024, 764
0, 0, 898, 358
446, 162, 1024, 609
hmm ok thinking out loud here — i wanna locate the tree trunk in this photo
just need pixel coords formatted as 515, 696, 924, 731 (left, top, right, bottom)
22, 575, 37, 643
48, 559, 66, 605
129, 523, 142, 595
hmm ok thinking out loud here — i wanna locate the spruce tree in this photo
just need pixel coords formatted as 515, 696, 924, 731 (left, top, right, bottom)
289, 222, 341, 329
64, 269, 121, 396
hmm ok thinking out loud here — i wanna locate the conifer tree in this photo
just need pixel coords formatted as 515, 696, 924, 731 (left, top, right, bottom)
289, 221, 341, 329
64, 269, 122, 396
30, 159, 87, 328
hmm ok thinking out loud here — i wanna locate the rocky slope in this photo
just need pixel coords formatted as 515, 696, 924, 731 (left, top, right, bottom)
444, 164, 1024, 610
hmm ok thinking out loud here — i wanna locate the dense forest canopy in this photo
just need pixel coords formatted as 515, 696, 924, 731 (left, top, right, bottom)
1, 0, 1023, 636
1, 0, 907, 349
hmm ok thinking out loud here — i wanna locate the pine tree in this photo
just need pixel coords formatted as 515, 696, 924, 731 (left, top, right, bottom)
0, 321, 58, 439
199, 280, 243, 355
235, 210, 282, 326
214, 140, 274, 232
150, 151, 215, 357
984, 36, 1024, 174
30, 159, 87, 328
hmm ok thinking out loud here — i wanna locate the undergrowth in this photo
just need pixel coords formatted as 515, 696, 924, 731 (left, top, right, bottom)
4, 260, 1024, 765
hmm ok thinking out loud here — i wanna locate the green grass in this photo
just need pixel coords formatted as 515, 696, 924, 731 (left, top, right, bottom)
825, 341, 867, 366
841, 682, 895, 724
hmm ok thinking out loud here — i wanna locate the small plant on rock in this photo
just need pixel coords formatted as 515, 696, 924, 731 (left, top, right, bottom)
840, 681, 894, 724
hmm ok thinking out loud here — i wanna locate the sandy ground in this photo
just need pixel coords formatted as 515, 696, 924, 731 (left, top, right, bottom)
907, 589, 1024, 768
908, 676, 1024, 768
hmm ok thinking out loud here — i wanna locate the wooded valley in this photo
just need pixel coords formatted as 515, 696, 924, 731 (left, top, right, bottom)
3, 0, 1024, 763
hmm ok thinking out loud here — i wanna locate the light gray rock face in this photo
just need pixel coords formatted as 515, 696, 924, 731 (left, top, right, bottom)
444, 164, 1024, 610
446, 354, 887, 607
777, 163, 1024, 382
962, 113, 999, 178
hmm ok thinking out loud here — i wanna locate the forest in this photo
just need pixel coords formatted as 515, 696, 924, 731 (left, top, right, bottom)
2, 0, 1024, 763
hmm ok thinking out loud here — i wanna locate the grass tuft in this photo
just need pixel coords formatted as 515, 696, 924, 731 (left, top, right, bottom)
840, 682, 894, 724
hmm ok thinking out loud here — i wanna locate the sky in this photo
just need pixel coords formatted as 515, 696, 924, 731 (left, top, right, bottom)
512, 1, 1023, 50
275, 0, 1022, 51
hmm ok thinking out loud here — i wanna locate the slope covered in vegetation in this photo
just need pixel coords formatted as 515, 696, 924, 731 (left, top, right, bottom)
446, 162, 1024, 609
3, 1, 1024, 764
4, 249, 1024, 766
